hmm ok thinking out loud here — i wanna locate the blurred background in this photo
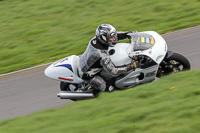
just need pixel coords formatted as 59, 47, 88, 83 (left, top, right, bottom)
0, 0, 200, 74
0, 1, 200, 133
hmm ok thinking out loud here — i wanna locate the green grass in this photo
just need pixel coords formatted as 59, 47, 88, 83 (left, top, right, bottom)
0, 70, 200, 133
0, 0, 200, 74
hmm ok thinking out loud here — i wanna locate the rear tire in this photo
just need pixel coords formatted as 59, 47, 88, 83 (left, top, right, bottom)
60, 82, 77, 101
60, 81, 70, 91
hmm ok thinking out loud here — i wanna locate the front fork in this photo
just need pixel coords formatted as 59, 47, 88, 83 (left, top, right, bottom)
164, 50, 174, 60
156, 51, 174, 77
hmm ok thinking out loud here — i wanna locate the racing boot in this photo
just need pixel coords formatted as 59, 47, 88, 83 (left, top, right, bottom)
87, 76, 106, 92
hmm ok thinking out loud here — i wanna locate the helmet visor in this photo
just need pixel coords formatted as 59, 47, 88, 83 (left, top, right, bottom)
107, 32, 118, 46
108, 36, 116, 42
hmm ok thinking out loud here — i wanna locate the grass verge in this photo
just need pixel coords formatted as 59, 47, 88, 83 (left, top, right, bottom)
0, 0, 200, 74
0, 70, 200, 133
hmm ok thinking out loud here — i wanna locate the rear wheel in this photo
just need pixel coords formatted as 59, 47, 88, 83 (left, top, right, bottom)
59, 82, 97, 101
60, 82, 78, 101
60, 81, 70, 91
60, 81, 78, 91
157, 52, 190, 77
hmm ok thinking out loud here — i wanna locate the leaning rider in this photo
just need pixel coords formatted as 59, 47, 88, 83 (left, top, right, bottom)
78, 24, 138, 92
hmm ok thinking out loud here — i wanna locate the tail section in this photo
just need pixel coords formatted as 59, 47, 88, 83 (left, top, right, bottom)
44, 55, 83, 84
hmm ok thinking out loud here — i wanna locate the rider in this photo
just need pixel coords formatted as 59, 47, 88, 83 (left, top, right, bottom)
78, 24, 138, 92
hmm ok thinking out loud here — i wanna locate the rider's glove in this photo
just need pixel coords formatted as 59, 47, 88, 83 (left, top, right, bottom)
127, 61, 139, 71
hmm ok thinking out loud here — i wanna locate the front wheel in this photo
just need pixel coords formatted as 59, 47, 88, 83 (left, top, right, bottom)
157, 52, 190, 77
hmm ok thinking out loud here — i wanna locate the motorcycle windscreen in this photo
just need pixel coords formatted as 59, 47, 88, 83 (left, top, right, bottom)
130, 33, 155, 51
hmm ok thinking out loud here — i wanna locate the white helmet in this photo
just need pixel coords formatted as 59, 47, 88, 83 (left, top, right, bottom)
96, 24, 118, 47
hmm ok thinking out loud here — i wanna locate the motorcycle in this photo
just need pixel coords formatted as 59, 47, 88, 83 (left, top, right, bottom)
44, 31, 190, 100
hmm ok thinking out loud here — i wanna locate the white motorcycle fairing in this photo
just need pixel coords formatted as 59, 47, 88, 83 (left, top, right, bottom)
45, 31, 169, 99
44, 55, 84, 84
105, 31, 167, 89
109, 31, 167, 66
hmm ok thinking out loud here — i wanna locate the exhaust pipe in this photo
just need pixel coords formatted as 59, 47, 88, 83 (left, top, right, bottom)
57, 91, 95, 100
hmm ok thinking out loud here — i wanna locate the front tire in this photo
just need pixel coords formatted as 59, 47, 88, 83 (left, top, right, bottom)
157, 52, 190, 77
168, 52, 190, 70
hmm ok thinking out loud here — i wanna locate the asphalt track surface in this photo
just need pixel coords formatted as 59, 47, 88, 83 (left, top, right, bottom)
0, 26, 200, 121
